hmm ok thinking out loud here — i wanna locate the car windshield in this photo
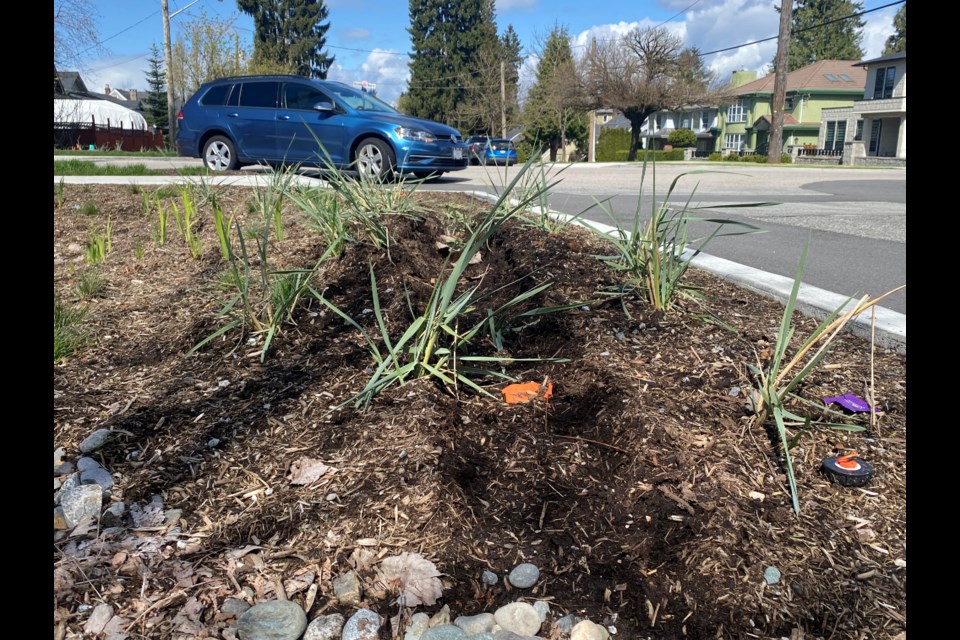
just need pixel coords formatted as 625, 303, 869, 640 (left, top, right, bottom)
324, 83, 397, 113
490, 139, 513, 150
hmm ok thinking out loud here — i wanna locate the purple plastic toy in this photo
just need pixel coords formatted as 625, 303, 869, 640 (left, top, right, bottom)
822, 394, 871, 413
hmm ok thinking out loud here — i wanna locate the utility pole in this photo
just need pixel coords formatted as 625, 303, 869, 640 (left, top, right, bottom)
162, 0, 175, 148
500, 60, 507, 138
768, 1, 792, 163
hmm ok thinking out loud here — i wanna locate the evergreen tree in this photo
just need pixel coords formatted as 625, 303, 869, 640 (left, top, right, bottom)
777, 1, 865, 71
522, 25, 586, 161
143, 43, 169, 131
406, 0, 498, 126
237, 0, 335, 77
882, 5, 906, 55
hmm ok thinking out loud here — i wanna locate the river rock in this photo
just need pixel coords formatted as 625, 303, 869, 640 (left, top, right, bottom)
404, 612, 430, 639
333, 570, 362, 604
421, 624, 467, 640
533, 600, 549, 622
80, 428, 113, 453
342, 608, 381, 640
235, 600, 307, 640
304, 613, 345, 640
454, 613, 495, 635
80, 466, 114, 492
481, 570, 499, 585
508, 563, 540, 588
570, 620, 609, 640
221, 598, 250, 617
83, 603, 114, 635
76, 457, 101, 472
494, 602, 541, 637
61, 484, 103, 527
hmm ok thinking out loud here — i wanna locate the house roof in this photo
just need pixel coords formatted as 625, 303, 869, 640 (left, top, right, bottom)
55, 70, 89, 95
601, 113, 632, 130
752, 114, 818, 129
732, 60, 866, 95
855, 51, 906, 67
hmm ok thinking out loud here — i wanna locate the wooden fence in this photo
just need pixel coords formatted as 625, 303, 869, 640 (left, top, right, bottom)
54, 119, 166, 152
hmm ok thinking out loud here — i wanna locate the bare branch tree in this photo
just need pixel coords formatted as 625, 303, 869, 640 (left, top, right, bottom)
54, 0, 105, 71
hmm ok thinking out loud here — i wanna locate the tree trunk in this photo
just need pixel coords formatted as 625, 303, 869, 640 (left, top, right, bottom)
627, 114, 646, 161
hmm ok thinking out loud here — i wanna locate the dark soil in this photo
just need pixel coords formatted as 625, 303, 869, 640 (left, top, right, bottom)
53, 181, 906, 640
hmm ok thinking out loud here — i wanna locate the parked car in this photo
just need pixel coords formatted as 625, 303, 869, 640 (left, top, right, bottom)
480, 138, 518, 166
464, 135, 489, 164
176, 75, 468, 179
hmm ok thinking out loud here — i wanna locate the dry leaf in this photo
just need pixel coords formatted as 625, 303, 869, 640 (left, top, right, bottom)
377, 552, 444, 607
288, 457, 337, 486
350, 548, 378, 572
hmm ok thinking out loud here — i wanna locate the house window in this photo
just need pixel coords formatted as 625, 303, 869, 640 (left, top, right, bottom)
656, 114, 664, 130
872, 66, 896, 99
825, 121, 847, 151
700, 111, 711, 130
681, 114, 691, 129
869, 120, 882, 153
724, 134, 744, 151
854, 119, 864, 141
785, 96, 795, 110
727, 100, 746, 123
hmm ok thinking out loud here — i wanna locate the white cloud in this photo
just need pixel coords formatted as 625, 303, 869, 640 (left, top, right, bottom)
860, 7, 897, 59
83, 54, 155, 93
343, 28, 371, 40
496, 0, 538, 11
329, 49, 410, 106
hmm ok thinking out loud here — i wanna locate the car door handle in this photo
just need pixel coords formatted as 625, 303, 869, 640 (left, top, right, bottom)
227, 113, 239, 118
277, 115, 290, 121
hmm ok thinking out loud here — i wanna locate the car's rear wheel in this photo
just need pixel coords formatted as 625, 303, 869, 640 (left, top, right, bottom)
412, 170, 444, 181
202, 135, 238, 171
355, 138, 395, 179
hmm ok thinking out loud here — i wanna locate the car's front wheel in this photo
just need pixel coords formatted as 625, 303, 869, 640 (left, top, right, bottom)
202, 135, 239, 171
411, 170, 444, 181
355, 138, 395, 179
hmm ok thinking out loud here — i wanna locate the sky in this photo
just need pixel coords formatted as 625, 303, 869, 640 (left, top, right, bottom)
70, 0, 904, 107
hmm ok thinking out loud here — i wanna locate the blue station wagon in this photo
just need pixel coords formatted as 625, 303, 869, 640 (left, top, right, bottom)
176, 75, 468, 179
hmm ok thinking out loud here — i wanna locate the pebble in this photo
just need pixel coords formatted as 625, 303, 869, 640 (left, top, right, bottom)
342, 608, 381, 640
404, 612, 430, 639
454, 613, 494, 635
492, 632, 539, 640
481, 570, 499, 585
236, 600, 307, 640
80, 466, 114, 492
421, 624, 467, 640
429, 605, 451, 627
60, 484, 103, 527
76, 457, 101, 472
304, 613, 344, 640
80, 428, 113, 453
493, 602, 541, 637
54, 461, 75, 475
101, 502, 126, 527
533, 600, 549, 622
83, 603, 114, 635
333, 570, 362, 604
508, 563, 540, 588
570, 620, 610, 640
221, 598, 251, 617
555, 614, 581, 634
764, 566, 781, 585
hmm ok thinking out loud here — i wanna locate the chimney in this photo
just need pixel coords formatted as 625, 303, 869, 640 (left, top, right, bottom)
105, 84, 111, 95
129, 89, 138, 101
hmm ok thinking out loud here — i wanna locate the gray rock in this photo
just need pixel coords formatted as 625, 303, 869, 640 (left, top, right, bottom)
61, 484, 103, 527
332, 570, 362, 604
83, 603, 114, 635
554, 614, 581, 634
80, 466, 114, 492
55, 473, 81, 506
54, 478, 62, 492
481, 570, 499, 585
54, 461, 75, 475
101, 502, 126, 527
508, 563, 540, 589
236, 600, 307, 640
342, 608, 381, 640
221, 597, 250, 617
493, 632, 540, 640
404, 612, 431, 640
570, 620, 609, 640
454, 612, 495, 635
76, 457, 102, 472
303, 613, 344, 640
533, 601, 549, 622
421, 624, 467, 640
54, 446, 65, 467
80, 429, 113, 453
494, 602, 541, 637
764, 566, 781, 585
163, 509, 183, 525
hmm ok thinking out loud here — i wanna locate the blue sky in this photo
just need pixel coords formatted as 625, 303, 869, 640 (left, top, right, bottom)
74, 0, 902, 106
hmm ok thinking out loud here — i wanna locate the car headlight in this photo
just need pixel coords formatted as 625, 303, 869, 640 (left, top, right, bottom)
395, 127, 436, 143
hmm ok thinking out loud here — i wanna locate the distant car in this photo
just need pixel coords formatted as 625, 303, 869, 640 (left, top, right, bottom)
175, 75, 468, 179
464, 135, 489, 164
480, 138, 518, 166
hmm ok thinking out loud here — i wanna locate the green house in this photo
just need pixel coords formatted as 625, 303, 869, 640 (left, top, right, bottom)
717, 60, 867, 154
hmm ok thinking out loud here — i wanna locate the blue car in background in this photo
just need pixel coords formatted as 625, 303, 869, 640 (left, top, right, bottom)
176, 75, 468, 179
480, 138, 518, 166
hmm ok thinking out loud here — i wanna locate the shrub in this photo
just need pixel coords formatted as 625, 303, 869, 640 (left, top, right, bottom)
667, 128, 697, 148
724, 153, 741, 162
707, 152, 724, 162
596, 128, 631, 162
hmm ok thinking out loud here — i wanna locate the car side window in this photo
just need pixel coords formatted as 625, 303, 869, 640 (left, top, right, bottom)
283, 84, 331, 111
237, 81, 279, 108
199, 84, 232, 106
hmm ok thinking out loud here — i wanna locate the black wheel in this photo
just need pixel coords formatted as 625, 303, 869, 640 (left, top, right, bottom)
202, 135, 239, 171
412, 170, 444, 181
354, 137, 396, 179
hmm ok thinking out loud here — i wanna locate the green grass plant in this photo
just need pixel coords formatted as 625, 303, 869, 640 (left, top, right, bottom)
250, 164, 300, 243
174, 185, 203, 258
55, 177, 66, 208
85, 217, 112, 265
586, 159, 770, 316
212, 202, 235, 261
288, 186, 349, 257
76, 269, 106, 298
749, 236, 904, 514
54, 160, 153, 176
79, 202, 100, 216
54, 296, 88, 361
54, 148, 175, 158
317, 157, 573, 408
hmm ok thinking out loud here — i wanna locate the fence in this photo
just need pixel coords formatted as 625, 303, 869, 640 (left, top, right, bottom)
54, 120, 166, 152
797, 148, 843, 157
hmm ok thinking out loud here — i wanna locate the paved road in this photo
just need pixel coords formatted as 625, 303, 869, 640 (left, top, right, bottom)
55, 156, 907, 321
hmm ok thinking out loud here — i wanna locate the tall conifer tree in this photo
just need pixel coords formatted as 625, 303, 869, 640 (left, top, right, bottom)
777, 1, 865, 71
143, 43, 169, 131
237, 0, 335, 77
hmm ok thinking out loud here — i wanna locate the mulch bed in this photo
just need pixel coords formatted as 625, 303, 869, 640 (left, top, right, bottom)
53, 181, 906, 639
